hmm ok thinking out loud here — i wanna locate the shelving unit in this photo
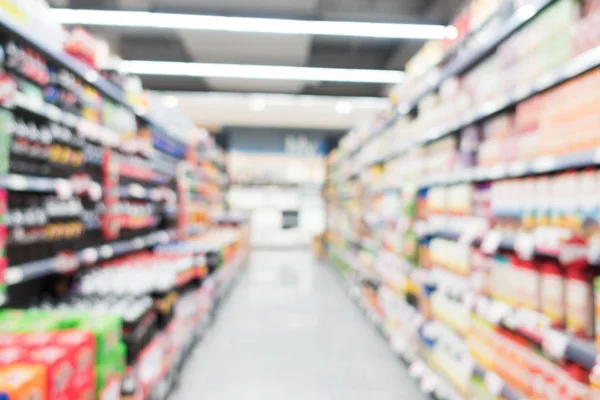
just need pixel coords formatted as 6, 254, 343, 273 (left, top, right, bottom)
0, 6, 246, 400
326, 0, 600, 398
344, 0, 555, 162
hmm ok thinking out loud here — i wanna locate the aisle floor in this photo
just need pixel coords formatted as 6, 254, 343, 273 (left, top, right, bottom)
174, 249, 426, 400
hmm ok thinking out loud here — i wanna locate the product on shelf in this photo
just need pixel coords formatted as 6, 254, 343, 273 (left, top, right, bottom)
0, 6, 248, 400
325, 0, 600, 398
0, 309, 123, 400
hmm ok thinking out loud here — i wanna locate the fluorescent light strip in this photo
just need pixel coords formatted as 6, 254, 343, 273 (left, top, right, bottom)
120, 61, 404, 84
51, 9, 456, 40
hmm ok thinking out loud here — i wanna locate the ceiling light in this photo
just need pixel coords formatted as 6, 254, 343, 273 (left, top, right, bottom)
162, 95, 179, 108
120, 61, 404, 84
335, 101, 353, 114
51, 8, 455, 40
446, 26, 458, 40
249, 99, 266, 112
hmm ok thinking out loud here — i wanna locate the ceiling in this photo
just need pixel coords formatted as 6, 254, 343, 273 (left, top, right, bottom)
152, 92, 389, 131
52, 0, 465, 97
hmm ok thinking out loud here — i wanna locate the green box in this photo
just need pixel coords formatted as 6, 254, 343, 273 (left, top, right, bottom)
0, 310, 63, 332
76, 314, 123, 367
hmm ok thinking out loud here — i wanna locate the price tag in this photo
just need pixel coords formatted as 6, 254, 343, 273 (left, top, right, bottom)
54, 253, 79, 273
99, 245, 114, 259
486, 301, 511, 325
513, 84, 532, 101
503, 312, 519, 330
421, 372, 438, 394
542, 329, 569, 360
475, 167, 488, 181
459, 225, 481, 245
474, 296, 490, 318
460, 356, 476, 381
516, 307, 550, 337
480, 100, 497, 116
484, 371, 504, 396
44, 103, 62, 121
29, 97, 43, 114
508, 160, 528, 177
481, 231, 502, 254
132, 238, 145, 250
63, 113, 78, 128
80, 248, 99, 264
88, 182, 103, 202
515, 233, 535, 260
12, 91, 24, 108
5, 268, 24, 285
129, 184, 146, 199
8, 175, 28, 191
594, 148, 600, 165
564, 51, 591, 79
390, 334, 407, 355
589, 245, 600, 265
488, 164, 507, 179
159, 231, 170, 244
409, 360, 427, 379
532, 156, 557, 173
536, 71, 558, 91
149, 189, 162, 202
54, 179, 73, 199
559, 241, 588, 266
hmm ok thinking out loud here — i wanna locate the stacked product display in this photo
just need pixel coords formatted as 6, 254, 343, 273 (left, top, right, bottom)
326, 0, 600, 399
0, 228, 249, 400
0, 2, 248, 400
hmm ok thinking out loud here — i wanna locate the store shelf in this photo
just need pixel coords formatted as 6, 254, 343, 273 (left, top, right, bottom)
0, 12, 187, 152
429, 276, 597, 372
472, 365, 524, 400
421, 148, 600, 189
418, 315, 527, 400
0, 174, 71, 194
10, 92, 79, 128
347, 0, 555, 159
118, 184, 153, 200
436, 0, 554, 92
431, 229, 513, 250
5, 230, 176, 285
473, 295, 597, 371
366, 186, 404, 197
335, 264, 469, 400
373, 44, 600, 171
333, 244, 596, 398
0, 15, 124, 107
151, 128, 187, 159
423, 224, 585, 263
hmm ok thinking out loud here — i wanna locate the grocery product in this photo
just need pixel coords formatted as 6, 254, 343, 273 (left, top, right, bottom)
0, 365, 47, 400
326, 1, 600, 397
0, 6, 243, 400
540, 260, 566, 328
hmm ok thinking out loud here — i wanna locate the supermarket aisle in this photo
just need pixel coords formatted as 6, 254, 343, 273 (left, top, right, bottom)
175, 250, 425, 400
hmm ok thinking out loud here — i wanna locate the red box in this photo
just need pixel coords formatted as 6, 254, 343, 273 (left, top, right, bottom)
22, 332, 57, 349
0, 346, 76, 400
54, 331, 95, 392
28, 346, 75, 400
0, 348, 28, 366
0, 333, 24, 348
75, 378, 94, 400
